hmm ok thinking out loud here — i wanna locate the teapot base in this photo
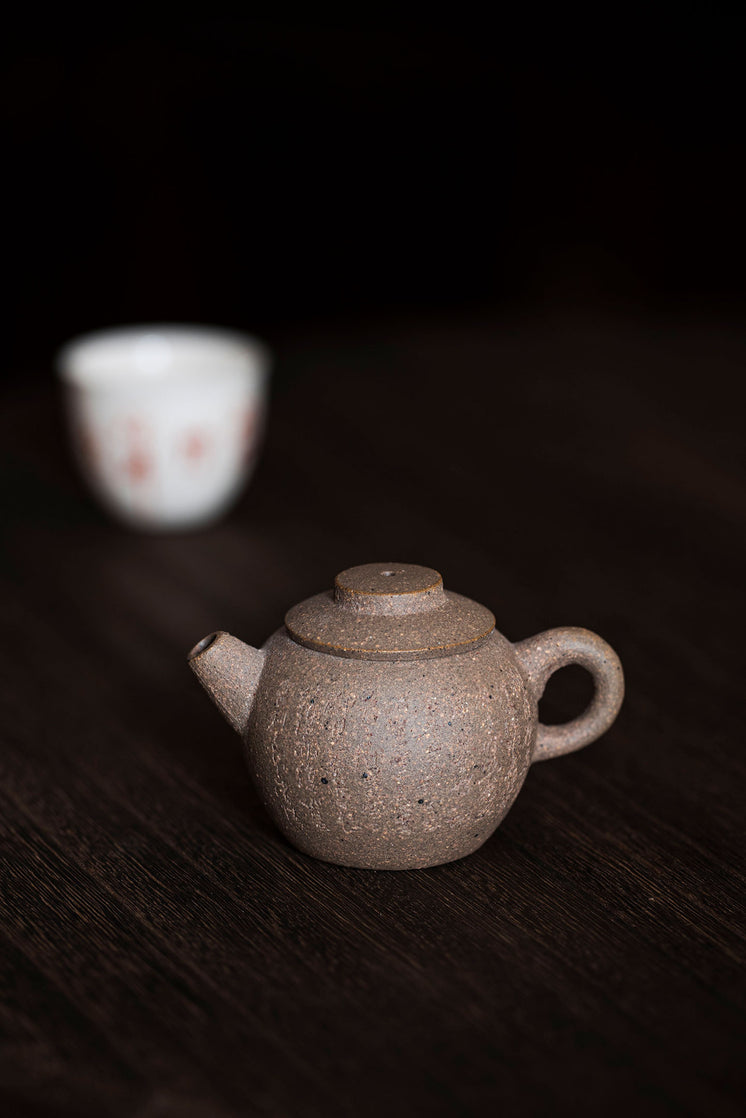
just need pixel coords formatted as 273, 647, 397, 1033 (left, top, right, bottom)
285, 828, 501, 871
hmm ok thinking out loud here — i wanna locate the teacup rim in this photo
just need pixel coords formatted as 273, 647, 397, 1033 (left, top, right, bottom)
56, 323, 271, 389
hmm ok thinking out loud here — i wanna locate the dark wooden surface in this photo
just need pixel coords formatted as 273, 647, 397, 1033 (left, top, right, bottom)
1, 310, 744, 1117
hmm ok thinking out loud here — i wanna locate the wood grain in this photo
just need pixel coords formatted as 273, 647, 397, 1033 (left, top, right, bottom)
1, 311, 744, 1116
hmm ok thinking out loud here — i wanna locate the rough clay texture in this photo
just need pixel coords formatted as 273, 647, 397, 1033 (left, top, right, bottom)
514, 627, 625, 761
188, 631, 266, 734
188, 563, 625, 870
285, 563, 496, 660
246, 626, 535, 869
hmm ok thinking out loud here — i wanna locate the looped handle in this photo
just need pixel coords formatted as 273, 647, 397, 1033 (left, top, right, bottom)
514, 627, 624, 762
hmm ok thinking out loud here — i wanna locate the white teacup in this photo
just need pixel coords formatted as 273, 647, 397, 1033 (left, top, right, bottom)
57, 325, 271, 530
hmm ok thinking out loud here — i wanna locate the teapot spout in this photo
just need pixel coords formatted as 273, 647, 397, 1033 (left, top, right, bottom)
188, 631, 266, 735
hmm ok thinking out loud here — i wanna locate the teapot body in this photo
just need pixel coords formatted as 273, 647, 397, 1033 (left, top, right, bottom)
246, 627, 535, 869
189, 563, 624, 871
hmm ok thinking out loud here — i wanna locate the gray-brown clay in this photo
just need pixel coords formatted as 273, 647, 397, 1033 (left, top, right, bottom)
188, 564, 624, 869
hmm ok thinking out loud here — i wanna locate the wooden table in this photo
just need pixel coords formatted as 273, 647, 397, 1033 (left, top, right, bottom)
1, 310, 743, 1117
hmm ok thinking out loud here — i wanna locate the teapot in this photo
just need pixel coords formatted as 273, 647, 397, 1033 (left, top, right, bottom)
188, 563, 624, 869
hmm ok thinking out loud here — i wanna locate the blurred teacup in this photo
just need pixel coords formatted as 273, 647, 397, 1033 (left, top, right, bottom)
57, 324, 271, 530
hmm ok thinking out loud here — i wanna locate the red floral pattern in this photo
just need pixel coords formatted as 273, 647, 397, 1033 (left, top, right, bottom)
182, 430, 210, 462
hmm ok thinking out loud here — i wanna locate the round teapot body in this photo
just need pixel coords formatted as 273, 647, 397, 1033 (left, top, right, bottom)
189, 563, 624, 870
245, 627, 535, 870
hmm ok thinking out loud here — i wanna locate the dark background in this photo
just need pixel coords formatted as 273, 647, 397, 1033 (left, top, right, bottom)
3, 14, 745, 379
2, 16, 745, 1118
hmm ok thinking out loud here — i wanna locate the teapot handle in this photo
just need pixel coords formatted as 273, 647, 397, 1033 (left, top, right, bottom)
513, 627, 624, 762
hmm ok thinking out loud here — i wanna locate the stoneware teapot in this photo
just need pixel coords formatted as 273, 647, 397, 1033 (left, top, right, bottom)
188, 563, 624, 870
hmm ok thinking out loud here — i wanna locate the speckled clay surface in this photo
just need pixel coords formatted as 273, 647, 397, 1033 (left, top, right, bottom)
285, 564, 496, 660
189, 563, 624, 870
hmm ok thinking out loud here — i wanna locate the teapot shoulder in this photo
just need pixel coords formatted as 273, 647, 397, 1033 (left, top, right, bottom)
254, 625, 529, 706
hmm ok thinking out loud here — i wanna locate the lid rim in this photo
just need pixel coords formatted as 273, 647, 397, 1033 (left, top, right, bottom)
284, 624, 495, 661
284, 580, 496, 663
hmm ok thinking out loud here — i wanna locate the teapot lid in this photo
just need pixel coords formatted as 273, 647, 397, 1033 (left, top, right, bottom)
284, 563, 495, 661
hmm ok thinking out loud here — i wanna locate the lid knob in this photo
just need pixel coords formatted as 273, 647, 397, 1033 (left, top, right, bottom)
334, 563, 445, 615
